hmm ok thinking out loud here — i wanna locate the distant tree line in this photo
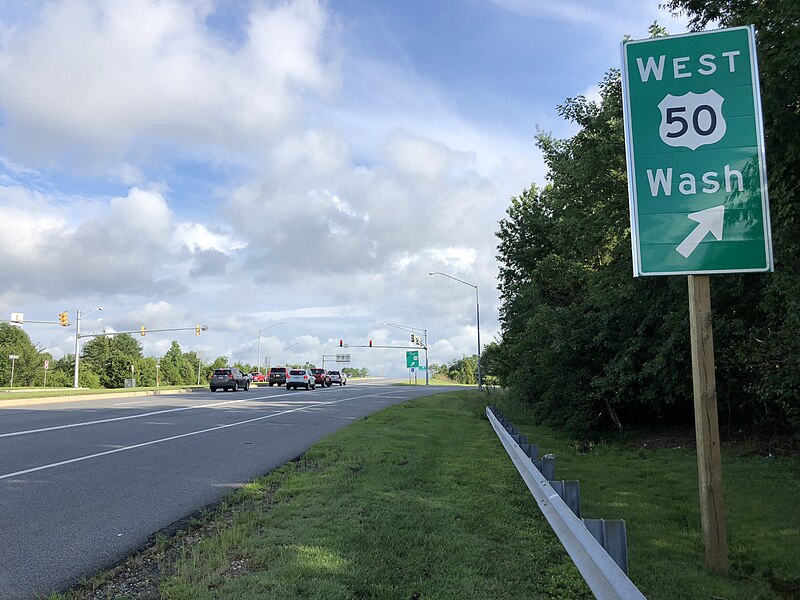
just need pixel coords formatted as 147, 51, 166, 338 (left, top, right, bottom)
0, 324, 370, 388
486, 1, 800, 440
429, 355, 479, 385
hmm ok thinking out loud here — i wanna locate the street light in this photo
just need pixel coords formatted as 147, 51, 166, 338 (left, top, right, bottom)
379, 322, 429, 385
429, 271, 482, 388
73, 306, 103, 388
257, 322, 284, 375
283, 343, 299, 366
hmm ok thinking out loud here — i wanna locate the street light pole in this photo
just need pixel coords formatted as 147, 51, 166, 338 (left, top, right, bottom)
283, 343, 299, 366
429, 272, 482, 388
73, 306, 103, 388
258, 322, 284, 375
8, 355, 18, 387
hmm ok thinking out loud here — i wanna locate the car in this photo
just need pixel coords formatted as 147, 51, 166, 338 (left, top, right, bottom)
210, 367, 250, 392
286, 369, 316, 390
268, 367, 288, 386
328, 370, 347, 386
250, 371, 266, 382
311, 368, 332, 387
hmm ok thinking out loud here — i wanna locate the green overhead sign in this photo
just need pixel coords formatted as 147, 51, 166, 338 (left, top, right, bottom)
406, 351, 419, 368
621, 26, 772, 276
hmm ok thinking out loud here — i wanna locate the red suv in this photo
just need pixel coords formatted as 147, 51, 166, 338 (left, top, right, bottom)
268, 367, 288, 386
311, 368, 332, 388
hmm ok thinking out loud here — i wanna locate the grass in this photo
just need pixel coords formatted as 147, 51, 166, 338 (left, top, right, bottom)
392, 377, 466, 386
0, 385, 203, 401
50, 390, 799, 600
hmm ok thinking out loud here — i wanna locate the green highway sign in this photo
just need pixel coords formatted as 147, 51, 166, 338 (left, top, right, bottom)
406, 351, 419, 368
621, 26, 772, 276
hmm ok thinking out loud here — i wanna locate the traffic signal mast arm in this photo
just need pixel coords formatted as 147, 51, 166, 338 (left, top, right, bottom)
352, 344, 427, 350
0, 319, 65, 325
2, 314, 71, 326
79, 325, 208, 340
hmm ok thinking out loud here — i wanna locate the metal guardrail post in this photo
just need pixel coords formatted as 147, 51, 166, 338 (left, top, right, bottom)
551, 480, 582, 518
584, 519, 629, 575
485, 406, 645, 600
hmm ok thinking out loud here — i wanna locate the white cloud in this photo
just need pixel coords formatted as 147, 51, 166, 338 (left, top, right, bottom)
173, 223, 245, 254
0, 0, 337, 169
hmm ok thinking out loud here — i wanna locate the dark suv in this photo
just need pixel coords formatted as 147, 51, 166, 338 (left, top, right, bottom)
210, 367, 250, 392
311, 368, 332, 388
268, 367, 288, 386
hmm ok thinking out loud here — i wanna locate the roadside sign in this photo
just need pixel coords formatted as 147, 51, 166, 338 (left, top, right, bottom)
621, 26, 772, 276
406, 351, 419, 368
44, 360, 49, 370
335, 353, 351, 363
8, 355, 19, 360
10, 312, 23, 324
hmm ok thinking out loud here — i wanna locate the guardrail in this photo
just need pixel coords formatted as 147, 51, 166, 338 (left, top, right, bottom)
487, 405, 646, 600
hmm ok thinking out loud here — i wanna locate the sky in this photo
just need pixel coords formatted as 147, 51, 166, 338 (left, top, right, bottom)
0, 0, 690, 377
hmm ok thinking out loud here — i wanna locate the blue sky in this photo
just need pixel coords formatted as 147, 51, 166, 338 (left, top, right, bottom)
0, 0, 689, 376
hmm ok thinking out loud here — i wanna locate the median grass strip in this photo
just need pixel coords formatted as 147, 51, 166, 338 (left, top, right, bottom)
51, 390, 799, 599
0, 385, 203, 402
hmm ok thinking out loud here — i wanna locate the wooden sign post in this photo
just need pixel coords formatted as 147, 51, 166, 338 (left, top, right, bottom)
687, 275, 729, 572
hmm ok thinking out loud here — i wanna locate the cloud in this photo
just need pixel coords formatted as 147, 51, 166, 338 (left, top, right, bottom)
0, 0, 337, 170
0, 185, 184, 296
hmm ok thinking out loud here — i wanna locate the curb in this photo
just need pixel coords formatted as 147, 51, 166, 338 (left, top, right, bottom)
0, 388, 202, 409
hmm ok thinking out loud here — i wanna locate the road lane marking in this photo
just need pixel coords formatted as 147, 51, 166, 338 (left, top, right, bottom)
0, 392, 297, 439
113, 400, 150, 406
0, 386, 408, 440
0, 390, 410, 481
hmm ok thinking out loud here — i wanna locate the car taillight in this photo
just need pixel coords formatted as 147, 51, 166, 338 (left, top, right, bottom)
303, 375, 307, 379
228, 374, 233, 379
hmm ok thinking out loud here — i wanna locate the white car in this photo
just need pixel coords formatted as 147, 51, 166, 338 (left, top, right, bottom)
329, 370, 347, 386
286, 369, 316, 390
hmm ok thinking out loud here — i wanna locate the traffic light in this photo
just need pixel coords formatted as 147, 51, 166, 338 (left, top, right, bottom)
410, 334, 414, 342
195, 325, 201, 336
369, 339, 373, 347
140, 325, 146, 337
339, 339, 343, 347
58, 312, 69, 327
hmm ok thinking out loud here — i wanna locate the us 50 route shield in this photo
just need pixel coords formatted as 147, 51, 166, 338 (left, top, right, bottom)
621, 26, 773, 276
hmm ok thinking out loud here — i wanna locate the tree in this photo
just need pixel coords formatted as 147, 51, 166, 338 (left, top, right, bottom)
160, 341, 185, 385
667, 0, 800, 439
494, 8, 800, 438
82, 334, 143, 388
0, 323, 46, 387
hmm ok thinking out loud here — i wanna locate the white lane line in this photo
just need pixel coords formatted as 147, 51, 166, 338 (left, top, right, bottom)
0, 387, 409, 440
0, 392, 297, 439
0, 390, 404, 481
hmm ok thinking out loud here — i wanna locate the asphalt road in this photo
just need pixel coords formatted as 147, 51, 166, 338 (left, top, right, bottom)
0, 380, 454, 599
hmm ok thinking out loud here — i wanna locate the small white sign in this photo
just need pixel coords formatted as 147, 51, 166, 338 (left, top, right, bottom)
10, 312, 23, 324
44, 360, 50, 369
9, 355, 19, 360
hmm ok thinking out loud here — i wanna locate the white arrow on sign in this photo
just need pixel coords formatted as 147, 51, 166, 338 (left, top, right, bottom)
676, 205, 725, 259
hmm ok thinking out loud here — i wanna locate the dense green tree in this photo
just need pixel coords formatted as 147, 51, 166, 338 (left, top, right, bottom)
494, 5, 800, 438
0, 323, 46, 387
160, 341, 185, 385
82, 334, 143, 388
342, 367, 368, 378
665, 0, 800, 436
